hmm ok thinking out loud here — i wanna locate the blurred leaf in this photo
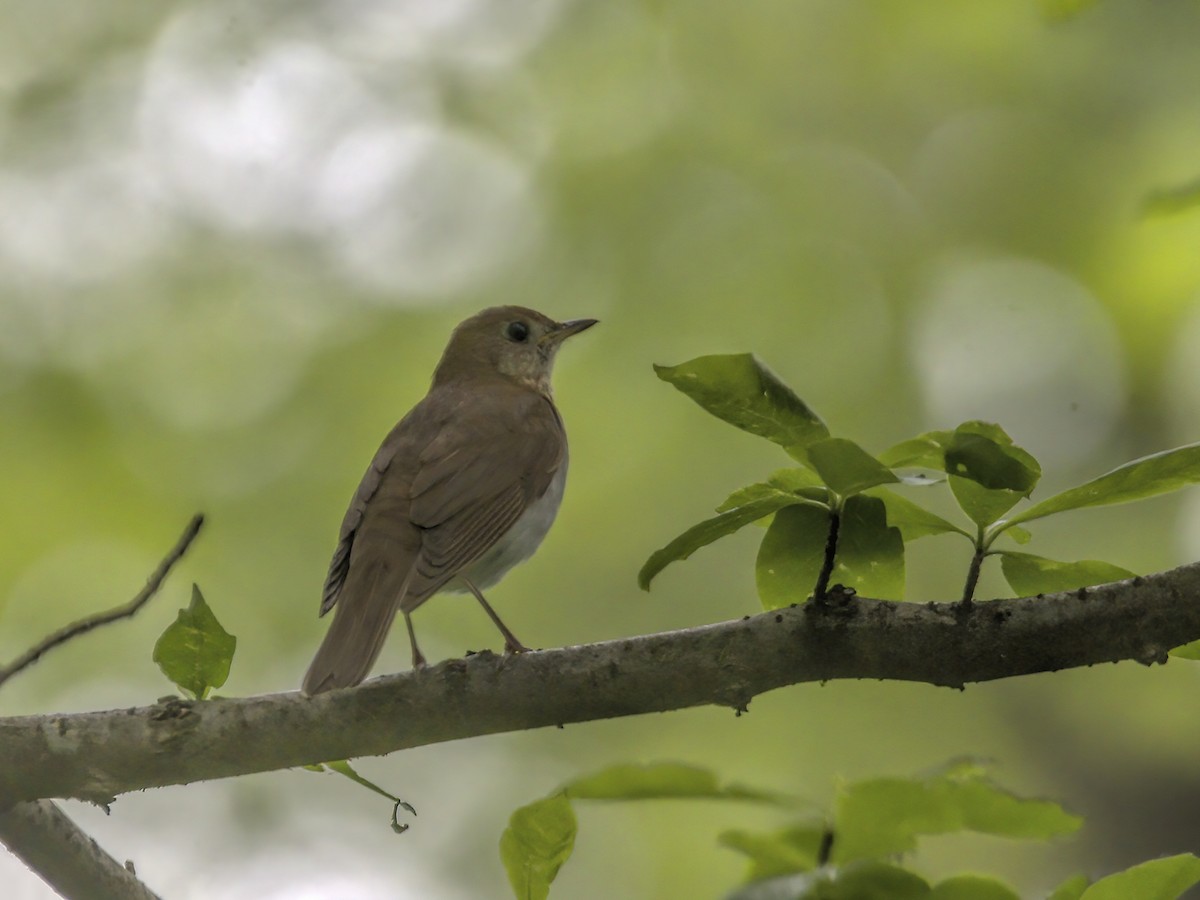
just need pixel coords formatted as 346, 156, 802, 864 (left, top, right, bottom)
1144, 176, 1200, 217
654, 354, 829, 457
305, 760, 416, 834
500, 793, 577, 900
867, 489, 970, 541
717, 468, 828, 513
943, 424, 1041, 495
929, 875, 1020, 900
1079, 853, 1200, 900
756, 504, 830, 609
1048, 874, 1090, 900
949, 476, 1023, 529
726, 862, 930, 900
804, 437, 899, 495
997, 552, 1136, 597
640, 495, 814, 590
719, 825, 828, 881
833, 763, 1081, 863
1005, 443, 1200, 528
1040, 0, 1102, 23
566, 762, 793, 805
152, 584, 235, 700
833, 495, 905, 600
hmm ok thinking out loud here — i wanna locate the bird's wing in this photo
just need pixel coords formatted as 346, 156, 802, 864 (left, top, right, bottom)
405, 387, 565, 600
320, 401, 440, 616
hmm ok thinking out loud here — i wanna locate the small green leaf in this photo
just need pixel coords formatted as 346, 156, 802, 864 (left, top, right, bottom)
308, 760, 416, 833
1169, 639, 1200, 661
997, 552, 1136, 597
950, 476, 1024, 529
1047, 874, 1090, 900
719, 825, 828, 881
1005, 443, 1200, 528
756, 504, 830, 609
717, 468, 828, 514
833, 495, 905, 600
1005, 525, 1033, 545
944, 425, 1041, 495
930, 875, 1020, 900
654, 354, 829, 457
565, 762, 793, 805
1080, 853, 1200, 900
879, 432, 952, 470
640, 495, 818, 590
867, 488, 970, 541
152, 584, 236, 700
833, 764, 1081, 863
726, 862, 930, 900
500, 793, 577, 900
804, 438, 900, 496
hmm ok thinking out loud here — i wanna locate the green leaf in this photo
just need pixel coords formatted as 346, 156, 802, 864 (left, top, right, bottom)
654, 354, 829, 457
804, 437, 900, 496
997, 552, 1136, 597
950, 476, 1024, 529
867, 488, 970, 541
726, 862, 930, 900
1169, 639, 1200, 661
565, 762, 792, 805
500, 793, 577, 900
1080, 853, 1200, 900
1005, 525, 1033, 545
1005, 443, 1200, 528
833, 763, 1082, 863
640, 495, 817, 590
719, 825, 828, 881
717, 468, 828, 514
756, 504, 831, 609
944, 424, 1041, 495
879, 432, 953, 470
1048, 874, 1090, 900
152, 584, 236, 700
833, 495, 905, 600
307, 760, 416, 833
929, 875, 1020, 900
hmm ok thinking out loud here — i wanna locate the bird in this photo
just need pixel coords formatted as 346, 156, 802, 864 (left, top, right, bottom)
301, 305, 597, 695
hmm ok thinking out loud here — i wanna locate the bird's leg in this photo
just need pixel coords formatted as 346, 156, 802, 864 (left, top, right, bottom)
459, 576, 531, 654
403, 610, 427, 669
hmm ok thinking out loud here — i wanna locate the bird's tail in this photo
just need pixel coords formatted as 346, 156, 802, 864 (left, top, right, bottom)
302, 551, 412, 695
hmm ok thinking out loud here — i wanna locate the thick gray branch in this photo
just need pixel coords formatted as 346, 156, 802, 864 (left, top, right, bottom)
0, 800, 160, 900
1, 563, 1198, 807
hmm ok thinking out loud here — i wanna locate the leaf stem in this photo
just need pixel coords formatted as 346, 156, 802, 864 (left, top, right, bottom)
961, 546, 986, 605
812, 508, 841, 601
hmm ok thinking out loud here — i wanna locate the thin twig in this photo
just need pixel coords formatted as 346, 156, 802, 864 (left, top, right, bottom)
0, 800, 161, 900
960, 547, 985, 606
0, 514, 205, 690
812, 509, 841, 601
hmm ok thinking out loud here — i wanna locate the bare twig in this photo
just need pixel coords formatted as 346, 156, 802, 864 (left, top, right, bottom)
0, 515, 205, 690
0, 799, 161, 900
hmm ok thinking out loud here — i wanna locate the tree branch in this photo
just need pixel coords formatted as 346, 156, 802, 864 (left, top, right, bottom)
2, 562, 1198, 807
0, 515, 205, 690
0, 800, 160, 900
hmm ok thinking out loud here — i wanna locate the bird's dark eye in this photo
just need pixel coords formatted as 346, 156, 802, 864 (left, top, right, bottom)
505, 321, 530, 343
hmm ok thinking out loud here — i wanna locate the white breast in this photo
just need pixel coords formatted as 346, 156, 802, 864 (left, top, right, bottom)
458, 463, 567, 591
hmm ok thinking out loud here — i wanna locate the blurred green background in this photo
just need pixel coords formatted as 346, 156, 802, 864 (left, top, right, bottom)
3, 0, 1200, 897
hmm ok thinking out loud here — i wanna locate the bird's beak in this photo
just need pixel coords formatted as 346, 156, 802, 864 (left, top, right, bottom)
542, 317, 599, 346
